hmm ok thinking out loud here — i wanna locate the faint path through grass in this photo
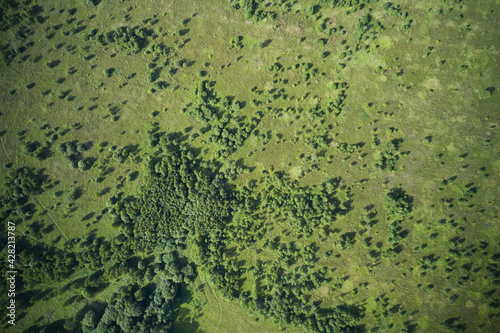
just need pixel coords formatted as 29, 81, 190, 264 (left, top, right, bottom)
3, 136, 68, 241
200, 275, 275, 333
0, 137, 11, 163
35, 197, 68, 241
201, 276, 222, 332
0, 138, 68, 240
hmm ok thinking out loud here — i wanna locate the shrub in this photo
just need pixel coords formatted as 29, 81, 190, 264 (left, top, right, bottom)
154, 81, 168, 90
481, 89, 492, 99
174, 59, 183, 68
86, 0, 99, 7
384, 188, 413, 220
78, 159, 92, 171
68, 188, 81, 201
22, 143, 37, 154
315, 23, 325, 33
103, 68, 113, 77
147, 72, 155, 83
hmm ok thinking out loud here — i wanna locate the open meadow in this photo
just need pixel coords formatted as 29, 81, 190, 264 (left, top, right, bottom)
0, 0, 499, 332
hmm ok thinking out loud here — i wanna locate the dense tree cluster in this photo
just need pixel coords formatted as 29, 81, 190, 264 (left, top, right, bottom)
0, 0, 43, 31
383, 187, 412, 221
186, 80, 261, 158
111, 131, 234, 250
64, 235, 113, 270
98, 129, 366, 331
337, 142, 363, 154
379, 188, 413, 257
228, 0, 280, 21
373, 139, 406, 172
0, 166, 47, 224
355, 13, 384, 40
32, 276, 182, 333
2, 166, 44, 198
257, 176, 352, 235
1, 41, 33, 65
317, 0, 380, 8
2, 0, 495, 331
235, 260, 362, 332
82, 278, 180, 333
18, 243, 76, 286
84, 26, 155, 52
57, 140, 94, 171
226, 211, 266, 248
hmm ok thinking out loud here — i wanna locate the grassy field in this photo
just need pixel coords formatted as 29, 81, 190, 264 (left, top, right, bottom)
0, 0, 499, 332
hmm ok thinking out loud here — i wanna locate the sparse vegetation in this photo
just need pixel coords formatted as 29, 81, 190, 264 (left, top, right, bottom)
0, 0, 498, 332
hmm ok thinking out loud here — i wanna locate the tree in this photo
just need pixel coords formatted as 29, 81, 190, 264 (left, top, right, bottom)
82, 310, 98, 330
103, 68, 113, 77
182, 264, 195, 282
81, 287, 91, 299
384, 188, 412, 221
86, 0, 100, 7
78, 159, 91, 171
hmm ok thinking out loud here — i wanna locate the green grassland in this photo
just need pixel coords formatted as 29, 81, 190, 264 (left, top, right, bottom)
0, 0, 499, 332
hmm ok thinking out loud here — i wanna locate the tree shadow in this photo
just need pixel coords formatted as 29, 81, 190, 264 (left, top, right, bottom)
261, 39, 272, 48
46, 59, 60, 68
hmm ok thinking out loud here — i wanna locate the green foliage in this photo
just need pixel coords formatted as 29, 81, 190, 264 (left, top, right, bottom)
113, 134, 233, 248
0, 1, 42, 32
383, 188, 412, 221
373, 139, 404, 171
85, 0, 100, 7
317, 0, 377, 8
112, 147, 130, 163
1, 42, 34, 65
90, 26, 154, 53
78, 158, 92, 171
57, 140, 95, 171
186, 81, 260, 158
103, 68, 113, 77
361, 111, 370, 122
82, 310, 98, 330
2, 167, 45, 202
67, 187, 81, 201
57, 277, 181, 332
481, 89, 493, 99
337, 142, 363, 154
2, 1, 497, 332
17, 242, 77, 285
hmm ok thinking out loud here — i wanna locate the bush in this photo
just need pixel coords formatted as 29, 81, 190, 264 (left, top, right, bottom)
174, 59, 183, 68
81, 287, 91, 299
86, 0, 99, 7
154, 81, 168, 90
68, 188, 81, 201
481, 89, 492, 99
147, 72, 155, 83
22, 143, 37, 154
103, 68, 113, 77
306, 5, 316, 15
384, 188, 413, 220
78, 159, 92, 171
